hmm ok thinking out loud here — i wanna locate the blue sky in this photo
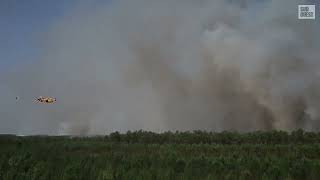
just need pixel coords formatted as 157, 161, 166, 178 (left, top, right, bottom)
0, 0, 99, 71
0, 0, 113, 72
0, 0, 79, 72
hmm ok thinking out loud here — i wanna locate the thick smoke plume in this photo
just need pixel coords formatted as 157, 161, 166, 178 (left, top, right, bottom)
1, 0, 320, 135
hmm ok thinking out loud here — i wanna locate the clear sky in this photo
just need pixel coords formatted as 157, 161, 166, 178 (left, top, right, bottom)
2, 0, 114, 73
0, 0, 80, 71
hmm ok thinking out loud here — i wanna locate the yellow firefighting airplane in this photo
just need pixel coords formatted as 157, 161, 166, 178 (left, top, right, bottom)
35, 96, 56, 104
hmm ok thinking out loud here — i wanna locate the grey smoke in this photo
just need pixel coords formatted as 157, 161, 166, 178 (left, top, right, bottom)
1, 0, 319, 135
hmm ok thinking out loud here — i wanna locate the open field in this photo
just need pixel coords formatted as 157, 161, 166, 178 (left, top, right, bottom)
1, 130, 320, 179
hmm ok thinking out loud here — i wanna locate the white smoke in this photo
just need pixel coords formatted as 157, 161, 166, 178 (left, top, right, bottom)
1, 0, 320, 135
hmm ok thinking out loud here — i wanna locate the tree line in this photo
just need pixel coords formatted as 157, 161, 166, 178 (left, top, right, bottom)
104, 129, 319, 144
1, 130, 320, 179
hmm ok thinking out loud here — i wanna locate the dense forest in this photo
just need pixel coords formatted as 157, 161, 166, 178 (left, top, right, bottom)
1, 130, 320, 179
